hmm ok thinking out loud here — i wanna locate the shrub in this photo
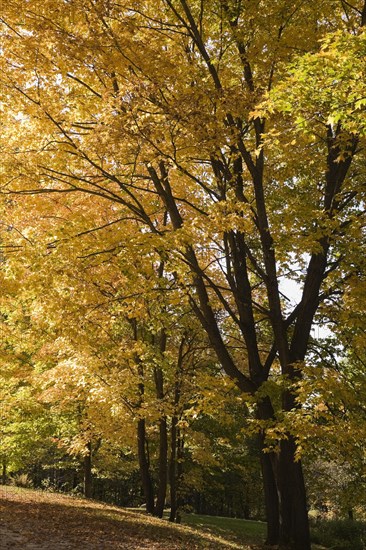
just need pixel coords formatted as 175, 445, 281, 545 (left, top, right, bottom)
9, 473, 34, 488
311, 519, 366, 550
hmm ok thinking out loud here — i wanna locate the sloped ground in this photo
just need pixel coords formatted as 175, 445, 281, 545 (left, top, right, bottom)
0, 486, 255, 549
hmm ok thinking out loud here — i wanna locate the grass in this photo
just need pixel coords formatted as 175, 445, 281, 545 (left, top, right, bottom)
182, 513, 266, 546
181, 513, 328, 549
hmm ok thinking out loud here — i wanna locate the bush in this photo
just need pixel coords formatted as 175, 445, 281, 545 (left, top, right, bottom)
9, 473, 34, 488
311, 519, 366, 550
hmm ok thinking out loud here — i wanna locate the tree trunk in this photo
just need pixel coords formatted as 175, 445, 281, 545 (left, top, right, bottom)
153, 331, 168, 518
260, 448, 280, 545
258, 397, 310, 549
2, 459, 7, 485
257, 399, 280, 545
169, 337, 185, 523
169, 422, 184, 523
84, 441, 93, 499
175, 429, 184, 524
137, 418, 155, 514
275, 438, 310, 550
155, 416, 168, 518
169, 415, 178, 522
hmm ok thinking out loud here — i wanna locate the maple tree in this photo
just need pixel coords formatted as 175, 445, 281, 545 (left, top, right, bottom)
0, 191, 220, 518
1, 1, 366, 548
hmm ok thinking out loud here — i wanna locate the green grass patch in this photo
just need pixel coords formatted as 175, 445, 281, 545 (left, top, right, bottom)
181, 513, 266, 546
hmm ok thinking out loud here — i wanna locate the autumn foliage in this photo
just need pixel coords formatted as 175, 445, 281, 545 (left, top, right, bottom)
1, 2, 366, 549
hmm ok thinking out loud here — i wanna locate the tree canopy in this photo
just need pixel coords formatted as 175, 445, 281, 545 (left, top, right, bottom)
1, 2, 366, 549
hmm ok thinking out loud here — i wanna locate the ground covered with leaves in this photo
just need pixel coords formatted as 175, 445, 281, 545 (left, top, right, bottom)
0, 486, 259, 549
